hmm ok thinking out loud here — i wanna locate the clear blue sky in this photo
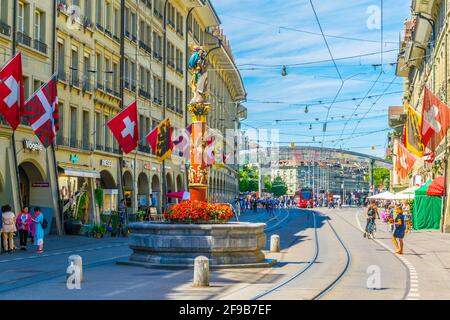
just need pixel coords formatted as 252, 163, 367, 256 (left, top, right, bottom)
213, 0, 410, 158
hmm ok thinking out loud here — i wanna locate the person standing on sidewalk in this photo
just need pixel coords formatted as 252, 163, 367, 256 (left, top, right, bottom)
392, 207, 406, 255
31, 207, 44, 253
118, 199, 128, 237
16, 206, 32, 251
1, 205, 17, 254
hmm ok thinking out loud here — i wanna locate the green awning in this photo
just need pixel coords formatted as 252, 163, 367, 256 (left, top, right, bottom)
415, 180, 432, 196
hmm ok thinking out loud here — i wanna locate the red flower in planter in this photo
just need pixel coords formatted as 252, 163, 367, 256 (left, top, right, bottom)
165, 201, 233, 223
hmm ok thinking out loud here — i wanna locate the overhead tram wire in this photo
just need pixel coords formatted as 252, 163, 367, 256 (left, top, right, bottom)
343, 75, 398, 147
244, 90, 404, 106
220, 13, 399, 45
309, 0, 346, 149
335, 0, 385, 147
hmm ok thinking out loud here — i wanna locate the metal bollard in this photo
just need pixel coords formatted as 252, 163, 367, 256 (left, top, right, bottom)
68, 255, 83, 282
193, 256, 209, 287
270, 235, 280, 253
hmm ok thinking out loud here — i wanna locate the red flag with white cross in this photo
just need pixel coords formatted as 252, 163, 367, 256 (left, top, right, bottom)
107, 101, 138, 154
421, 87, 450, 152
0, 52, 24, 130
24, 74, 59, 147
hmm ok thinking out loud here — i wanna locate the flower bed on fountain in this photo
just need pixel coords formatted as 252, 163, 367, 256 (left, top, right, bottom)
119, 201, 275, 269
164, 201, 234, 224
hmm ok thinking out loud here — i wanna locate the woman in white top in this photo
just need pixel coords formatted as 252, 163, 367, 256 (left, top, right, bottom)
1, 204, 17, 254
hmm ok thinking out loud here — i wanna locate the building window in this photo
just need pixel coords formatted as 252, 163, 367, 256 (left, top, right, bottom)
96, 0, 102, 27
96, 53, 102, 88
0, 0, 8, 25
70, 106, 78, 148
104, 115, 110, 150
18, 2, 25, 33
82, 110, 90, 150
71, 48, 79, 87
95, 112, 101, 149
57, 102, 64, 143
57, 41, 65, 81
23, 75, 29, 100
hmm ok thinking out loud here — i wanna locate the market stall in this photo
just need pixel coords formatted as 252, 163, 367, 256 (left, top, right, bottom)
413, 178, 443, 230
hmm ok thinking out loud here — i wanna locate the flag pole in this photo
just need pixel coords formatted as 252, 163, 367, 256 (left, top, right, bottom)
50, 0, 64, 235
442, 24, 449, 233
10, 0, 23, 212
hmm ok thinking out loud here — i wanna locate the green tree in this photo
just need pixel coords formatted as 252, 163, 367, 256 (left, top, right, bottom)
239, 164, 259, 192
271, 176, 288, 197
365, 168, 391, 189
264, 176, 272, 193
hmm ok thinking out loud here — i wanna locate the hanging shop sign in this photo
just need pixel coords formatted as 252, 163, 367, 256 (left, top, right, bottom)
101, 159, 113, 167
70, 154, 79, 163
122, 160, 135, 169
32, 182, 50, 188
23, 140, 43, 152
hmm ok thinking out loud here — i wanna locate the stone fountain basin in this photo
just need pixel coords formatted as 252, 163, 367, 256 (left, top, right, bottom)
118, 222, 276, 269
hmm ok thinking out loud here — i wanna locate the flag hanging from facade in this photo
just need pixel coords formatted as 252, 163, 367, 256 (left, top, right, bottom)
0, 52, 24, 130
24, 74, 59, 147
396, 141, 416, 180
107, 101, 138, 154
421, 87, 450, 152
422, 152, 436, 163
405, 103, 424, 157
146, 118, 173, 162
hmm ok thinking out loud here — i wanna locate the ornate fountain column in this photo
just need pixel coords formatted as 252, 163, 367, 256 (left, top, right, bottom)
188, 103, 210, 202
187, 44, 210, 203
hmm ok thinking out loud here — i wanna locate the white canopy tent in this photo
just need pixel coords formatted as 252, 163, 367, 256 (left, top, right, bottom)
368, 191, 395, 200
392, 186, 418, 200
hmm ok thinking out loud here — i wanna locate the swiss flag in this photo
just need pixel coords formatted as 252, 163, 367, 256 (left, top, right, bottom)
0, 53, 24, 130
421, 87, 450, 152
396, 142, 416, 179
24, 74, 59, 147
107, 101, 138, 154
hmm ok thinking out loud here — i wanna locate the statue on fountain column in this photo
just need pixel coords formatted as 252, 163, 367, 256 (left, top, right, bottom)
188, 44, 208, 106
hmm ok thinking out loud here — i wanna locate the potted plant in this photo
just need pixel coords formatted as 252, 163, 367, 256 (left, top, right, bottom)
136, 210, 147, 222
64, 191, 87, 235
91, 224, 106, 238
95, 188, 104, 214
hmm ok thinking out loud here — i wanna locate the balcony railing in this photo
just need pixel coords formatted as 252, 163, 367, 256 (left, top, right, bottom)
82, 79, 93, 92
138, 144, 150, 153
96, 81, 104, 91
82, 141, 92, 151
0, 21, 11, 37
33, 39, 47, 54
83, 17, 94, 29
69, 138, 82, 149
70, 74, 80, 88
17, 32, 32, 47
139, 40, 151, 53
95, 144, 104, 152
96, 23, 104, 32
153, 52, 162, 61
139, 88, 151, 100
58, 70, 67, 82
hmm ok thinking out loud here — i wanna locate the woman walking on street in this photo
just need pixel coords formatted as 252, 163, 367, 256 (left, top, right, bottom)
31, 207, 44, 253
392, 207, 406, 255
16, 206, 32, 251
1, 205, 16, 254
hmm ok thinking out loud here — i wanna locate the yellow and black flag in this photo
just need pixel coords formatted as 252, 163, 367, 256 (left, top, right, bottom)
405, 103, 424, 157
146, 118, 174, 162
